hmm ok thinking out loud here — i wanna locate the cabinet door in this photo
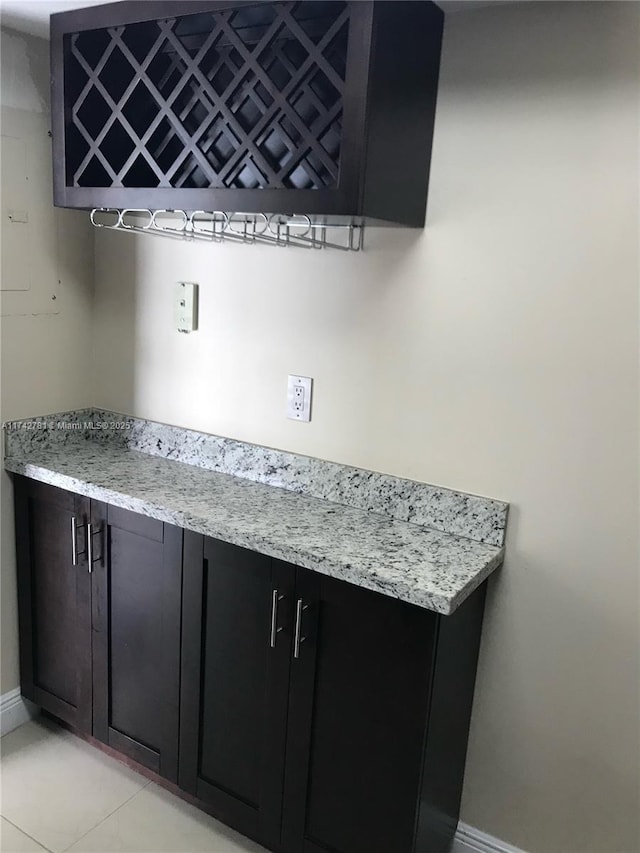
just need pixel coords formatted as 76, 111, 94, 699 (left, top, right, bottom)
180, 536, 295, 850
91, 502, 182, 782
14, 476, 92, 732
281, 569, 437, 853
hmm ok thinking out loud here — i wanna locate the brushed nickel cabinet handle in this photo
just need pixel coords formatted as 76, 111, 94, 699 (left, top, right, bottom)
87, 523, 103, 573
87, 522, 93, 572
71, 516, 79, 566
293, 598, 309, 659
270, 589, 285, 648
71, 516, 87, 566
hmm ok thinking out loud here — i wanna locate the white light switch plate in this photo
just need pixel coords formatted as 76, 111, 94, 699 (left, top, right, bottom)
287, 375, 313, 422
175, 281, 198, 333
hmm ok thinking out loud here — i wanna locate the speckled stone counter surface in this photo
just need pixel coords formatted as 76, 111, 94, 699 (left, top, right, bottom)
3, 409, 509, 615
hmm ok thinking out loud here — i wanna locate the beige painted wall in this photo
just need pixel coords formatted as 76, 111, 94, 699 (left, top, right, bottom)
0, 28, 94, 693
91, 4, 640, 851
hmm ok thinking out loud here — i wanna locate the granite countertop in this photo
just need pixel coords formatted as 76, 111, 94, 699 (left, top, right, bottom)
3, 410, 509, 615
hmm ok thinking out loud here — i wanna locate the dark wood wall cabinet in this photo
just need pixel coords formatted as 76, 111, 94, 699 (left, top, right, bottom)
14, 474, 486, 853
50, 0, 444, 226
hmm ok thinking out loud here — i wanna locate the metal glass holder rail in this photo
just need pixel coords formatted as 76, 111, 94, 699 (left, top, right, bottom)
89, 209, 364, 252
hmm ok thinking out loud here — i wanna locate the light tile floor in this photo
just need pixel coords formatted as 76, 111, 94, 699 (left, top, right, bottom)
0, 718, 269, 853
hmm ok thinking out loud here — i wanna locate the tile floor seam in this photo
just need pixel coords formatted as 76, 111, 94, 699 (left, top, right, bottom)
2, 721, 268, 852
59, 780, 151, 853
2, 815, 56, 853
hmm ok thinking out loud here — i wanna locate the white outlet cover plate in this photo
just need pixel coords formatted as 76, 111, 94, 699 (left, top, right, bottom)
287, 375, 313, 422
175, 281, 198, 332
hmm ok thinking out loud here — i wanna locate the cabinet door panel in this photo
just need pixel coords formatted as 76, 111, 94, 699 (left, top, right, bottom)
92, 502, 182, 781
282, 570, 437, 853
15, 476, 92, 732
180, 536, 294, 850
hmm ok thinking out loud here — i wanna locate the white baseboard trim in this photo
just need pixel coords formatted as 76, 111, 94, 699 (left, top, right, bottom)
0, 687, 38, 737
454, 821, 527, 853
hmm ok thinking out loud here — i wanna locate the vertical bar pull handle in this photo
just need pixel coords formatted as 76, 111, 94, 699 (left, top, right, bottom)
71, 516, 79, 566
270, 589, 285, 648
87, 522, 103, 573
293, 598, 308, 659
71, 516, 87, 565
87, 522, 93, 572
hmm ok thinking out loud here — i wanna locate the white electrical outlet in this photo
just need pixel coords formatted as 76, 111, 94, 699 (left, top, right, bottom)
175, 282, 198, 333
287, 375, 313, 422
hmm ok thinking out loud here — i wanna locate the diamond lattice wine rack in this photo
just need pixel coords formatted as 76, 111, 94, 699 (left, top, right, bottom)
66, 3, 347, 191
51, 1, 444, 227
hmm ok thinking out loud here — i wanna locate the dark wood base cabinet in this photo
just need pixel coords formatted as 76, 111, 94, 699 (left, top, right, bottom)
15, 478, 92, 733
14, 475, 486, 853
15, 476, 183, 781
